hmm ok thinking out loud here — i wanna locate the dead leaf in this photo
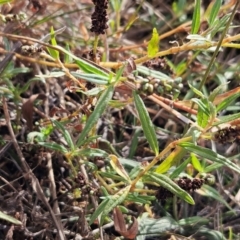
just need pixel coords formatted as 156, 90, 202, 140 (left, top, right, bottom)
114, 207, 126, 233
109, 155, 131, 182
49, 106, 69, 117
123, 57, 136, 77
22, 93, 46, 131
113, 207, 138, 239
79, 22, 90, 42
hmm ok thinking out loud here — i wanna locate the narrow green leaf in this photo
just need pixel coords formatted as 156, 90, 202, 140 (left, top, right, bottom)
133, 91, 159, 156
74, 148, 108, 158
196, 228, 227, 240
179, 142, 240, 174
89, 198, 110, 225
0, 211, 22, 225
204, 162, 223, 173
128, 128, 141, 158
119, 158, 141, 169
178, 216, 209, 226
110, 0, 121, 11
216, 91, 240, 112
64, 44, 73, 63
208, 82, 227, 102
191, 153, 204, 173
210, 13, 231, 39
50, 26, 58, 46
38, 142, 68, 153
197, 108, 208, 128
191, 0, 201, 34
46, 27, 59, 59
100, 185, 131, 225
147, 28, 159, 58
71, 72, 109, 85
170, 157, 191, 179
11, 67, 30, 75
137, 66, 173, 81
199, 184, 232, 211
188, 83, 205, 98
191, 98, 210, 128
89, 185, 131, 225
99, 171, 126, 182
209, 102, 217, 122
55, 45, 110, 77
41, 26, 66, 43
51, 119, 75, 151
156, 146, 187, 174
101, 186, 110, 196
84, 87, 105, 96
213, 112, 240, 126
126, 193, 154, 204
74, 59, 110, 77
138, 216, 179, 239
209, 0, 222, 26
191, 127, 202, 144
145, 172, 195, 205
77, 135, 101, 148
76, 85, 114, 147
191, 98, 210, 115
115, 63, 126, 81
99, 172, 127, 182
129, 164, 144, 180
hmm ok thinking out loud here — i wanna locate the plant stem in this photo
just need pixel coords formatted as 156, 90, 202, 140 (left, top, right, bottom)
93, 34, 99, 62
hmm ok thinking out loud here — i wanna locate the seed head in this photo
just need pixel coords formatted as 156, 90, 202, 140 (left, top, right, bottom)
214, 126, 240, 144
90, 0, 109, 35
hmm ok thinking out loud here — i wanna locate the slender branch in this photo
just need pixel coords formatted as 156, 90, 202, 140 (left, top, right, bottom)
2, 97, 66, 240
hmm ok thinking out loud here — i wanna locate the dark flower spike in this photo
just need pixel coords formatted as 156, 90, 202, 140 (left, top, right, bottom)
214, 126, 240, 144
90, 0, 109, 35
176, 177, 204, 191
155, 177, 205, 202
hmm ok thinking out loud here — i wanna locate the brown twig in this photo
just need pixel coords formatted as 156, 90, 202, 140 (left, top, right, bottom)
2, 97, 67, 240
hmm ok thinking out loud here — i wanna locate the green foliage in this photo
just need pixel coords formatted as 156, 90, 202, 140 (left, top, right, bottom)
133, 91, 159, 156
192, 98, 210, 127
47, 27, 59, 59
190, 153, 204, 173
109, 0, 121, 11
200, 184, 232, 211
38, 141, 68, 153
147, 28, 159, 58
76, 85, 114, 146
137, 216, 180, 240
57, 45, 110, 76
155, 145, 187, 174
51, 119, 75, 151
90, 186, 131, 225
216, 91, 240, 112
209, 0, 222, 26
2, 0, 240, 238
179, 142, 240, 174
191, 0, 201, 34
0, 0, 12, 4
144, 172, 194, 205
71, 72, 109, 85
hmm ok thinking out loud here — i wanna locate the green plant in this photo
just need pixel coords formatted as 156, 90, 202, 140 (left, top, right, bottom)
1, 0, 240, 239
